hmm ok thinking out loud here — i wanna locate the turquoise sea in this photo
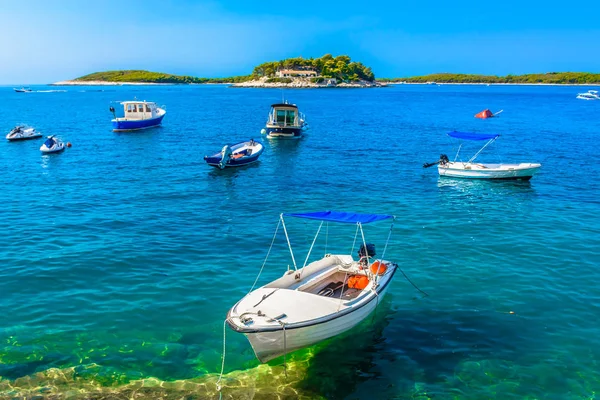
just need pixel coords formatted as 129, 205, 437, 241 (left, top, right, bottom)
1, 84, 599, 399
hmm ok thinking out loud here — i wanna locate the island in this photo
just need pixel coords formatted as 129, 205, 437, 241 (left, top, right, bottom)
231, 54, 381, 88
53, 67, 600, 87
52, 54, 382, 88
377, 72, 600, 85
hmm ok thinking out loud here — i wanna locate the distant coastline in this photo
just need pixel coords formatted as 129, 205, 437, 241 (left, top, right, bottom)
377, 72, 600, 85
52, 80, 169, 86
52, 69, 600, 87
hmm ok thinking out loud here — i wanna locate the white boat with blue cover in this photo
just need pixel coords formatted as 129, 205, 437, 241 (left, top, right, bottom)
226, 211, 397, 363
40, 136, 65, 154
110, 101, 166, 132
424, 131, 541, 180
204, 139, 264, 169
263, 102, 306, 139
6, 126, 42, 141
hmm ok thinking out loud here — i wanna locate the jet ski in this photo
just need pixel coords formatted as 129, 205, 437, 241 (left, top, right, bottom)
40, 136, 65, 154
6, 126, 42, 141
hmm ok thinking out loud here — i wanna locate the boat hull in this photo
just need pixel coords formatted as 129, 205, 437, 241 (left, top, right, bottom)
438, 163, 541, 180
112, 113, 165, 132
205, 154, 262, 168
265, 126, 303, 139
240, 278, 393, 363
40, 145, 65, 154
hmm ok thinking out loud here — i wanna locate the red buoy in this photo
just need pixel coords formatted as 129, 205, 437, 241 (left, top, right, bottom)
67, 142, 72, 148
475, 109, 494, 119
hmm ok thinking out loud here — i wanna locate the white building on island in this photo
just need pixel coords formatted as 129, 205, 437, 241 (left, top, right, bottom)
277, 69, 318, 78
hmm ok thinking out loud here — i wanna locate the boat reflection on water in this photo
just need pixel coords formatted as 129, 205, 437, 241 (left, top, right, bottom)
437, 176, 535, 192
297, 295, 397, 398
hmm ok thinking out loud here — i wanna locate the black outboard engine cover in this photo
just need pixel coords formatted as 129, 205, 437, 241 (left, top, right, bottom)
358, 243, 376, 259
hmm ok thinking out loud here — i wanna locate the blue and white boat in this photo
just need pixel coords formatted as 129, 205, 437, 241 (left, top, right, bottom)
110, 101, 166, 132
40, 136, 65, 154
263, 102, 306, 139
14, 87, 32, 93
204, 139, 264, 169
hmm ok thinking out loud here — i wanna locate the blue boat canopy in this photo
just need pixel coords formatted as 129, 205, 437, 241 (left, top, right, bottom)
447, 131, 500, 141
283, 211, 393, 224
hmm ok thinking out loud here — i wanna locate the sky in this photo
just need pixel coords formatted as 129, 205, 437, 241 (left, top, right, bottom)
1, 0, 599, 83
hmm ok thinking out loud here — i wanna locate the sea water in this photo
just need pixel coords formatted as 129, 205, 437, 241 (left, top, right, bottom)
0, 84, 599, 399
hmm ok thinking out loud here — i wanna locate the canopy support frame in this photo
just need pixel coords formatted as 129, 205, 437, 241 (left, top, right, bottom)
467, 137, 498, 164
280, 214, 298, 271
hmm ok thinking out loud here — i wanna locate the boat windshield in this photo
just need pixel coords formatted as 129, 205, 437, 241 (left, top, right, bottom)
275, 109, 296, 125
44, 138, 55, 147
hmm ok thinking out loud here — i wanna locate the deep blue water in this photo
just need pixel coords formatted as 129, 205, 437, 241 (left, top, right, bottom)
0, 84, 599, 399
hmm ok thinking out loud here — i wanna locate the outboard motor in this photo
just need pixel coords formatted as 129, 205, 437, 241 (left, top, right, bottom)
218, 145, 232, 169
423, 154, 450, 168
439, 154, 449, 166
358, 243, 376, 266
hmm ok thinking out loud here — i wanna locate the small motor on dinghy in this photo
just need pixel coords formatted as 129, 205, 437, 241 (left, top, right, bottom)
40, 136, 66, 154
6, 126, 42, 141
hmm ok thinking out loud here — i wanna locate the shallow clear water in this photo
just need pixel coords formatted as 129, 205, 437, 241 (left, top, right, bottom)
0, 84, 599, 399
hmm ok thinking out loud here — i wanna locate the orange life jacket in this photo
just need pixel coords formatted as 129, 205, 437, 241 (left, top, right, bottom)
347, 275, 369, 290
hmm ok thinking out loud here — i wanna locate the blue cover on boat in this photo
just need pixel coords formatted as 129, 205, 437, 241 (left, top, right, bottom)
447, 131, 500, 141
283, 211, 393, 224
44, 138, 55, 147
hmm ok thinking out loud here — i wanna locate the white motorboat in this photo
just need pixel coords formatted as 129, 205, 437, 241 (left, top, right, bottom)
576, 90, 600, 100
262, 101, 306, 139
40, 136, 65, 154
226, 211, 397, 363
6, 126, 42, 141
14, 87, 32, 93
424, 131, 541, 180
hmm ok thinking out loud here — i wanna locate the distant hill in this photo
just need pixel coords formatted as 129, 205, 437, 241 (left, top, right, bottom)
72, 70, 250, 84
378, 72, 600, 84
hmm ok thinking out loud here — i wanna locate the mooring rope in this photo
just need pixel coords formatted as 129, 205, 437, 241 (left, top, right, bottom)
216, 320, 227, 397
247, 219, 281, 294
276, 320, 288, 378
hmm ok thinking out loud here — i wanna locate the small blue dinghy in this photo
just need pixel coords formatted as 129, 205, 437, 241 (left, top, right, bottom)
204, 139, 264, 169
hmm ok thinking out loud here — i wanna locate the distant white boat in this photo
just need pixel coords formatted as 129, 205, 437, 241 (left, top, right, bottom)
576, 90, 600, 100
14, 87, 32, 93
424, 131, 541, 181
226, 211, 397, 363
